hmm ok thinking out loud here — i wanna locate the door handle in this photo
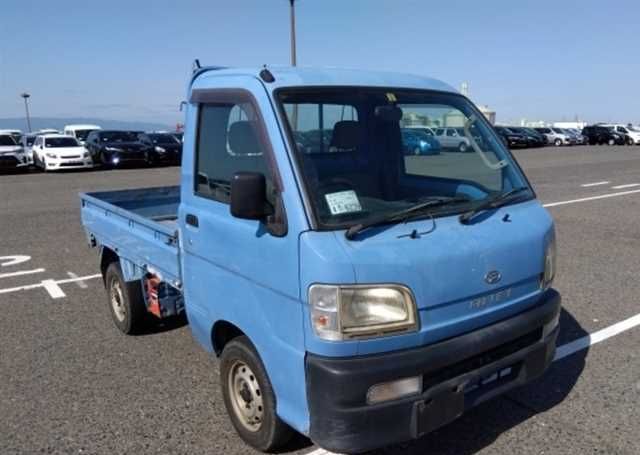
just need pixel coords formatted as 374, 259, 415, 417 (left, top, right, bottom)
185, 213, 199, 227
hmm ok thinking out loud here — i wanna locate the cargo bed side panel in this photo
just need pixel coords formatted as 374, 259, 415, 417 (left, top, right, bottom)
80, 187, 181, 285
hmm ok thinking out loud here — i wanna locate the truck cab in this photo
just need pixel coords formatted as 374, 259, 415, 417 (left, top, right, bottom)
80, 65, 560, 454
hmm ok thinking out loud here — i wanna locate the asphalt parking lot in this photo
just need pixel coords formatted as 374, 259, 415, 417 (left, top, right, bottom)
1, 145, 640, 455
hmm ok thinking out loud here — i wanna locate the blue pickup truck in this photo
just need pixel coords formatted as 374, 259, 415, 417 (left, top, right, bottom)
80, 64, 561, 453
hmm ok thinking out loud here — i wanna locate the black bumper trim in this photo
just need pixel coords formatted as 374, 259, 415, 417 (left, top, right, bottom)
306, 289, 561, 453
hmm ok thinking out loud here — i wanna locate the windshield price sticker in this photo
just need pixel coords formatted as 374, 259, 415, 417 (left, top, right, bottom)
325, 190, 362, 215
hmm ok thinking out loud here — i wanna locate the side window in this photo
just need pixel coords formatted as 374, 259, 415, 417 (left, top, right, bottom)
281, 103, 359, 154
435, 128, 444, 136
195, 101, 273, 204
446, 129, 456, 137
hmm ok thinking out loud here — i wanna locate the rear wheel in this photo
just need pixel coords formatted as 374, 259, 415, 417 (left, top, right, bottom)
104, 262, 146, 334
220, 336, 293, 452
413, 147, 421, 155
627, 137, 634, 146
608, 138, 615, 146
458, 142, 468, 153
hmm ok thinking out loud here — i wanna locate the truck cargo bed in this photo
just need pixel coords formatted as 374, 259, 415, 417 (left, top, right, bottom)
80, 186, 181, 285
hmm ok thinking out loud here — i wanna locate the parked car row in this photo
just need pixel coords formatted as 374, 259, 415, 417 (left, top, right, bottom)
0, 126, 183, 172
491, 124, 640, 148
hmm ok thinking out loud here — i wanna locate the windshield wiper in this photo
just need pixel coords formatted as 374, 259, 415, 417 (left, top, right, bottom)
345, 196, 470, 240
458, 187, 530, 224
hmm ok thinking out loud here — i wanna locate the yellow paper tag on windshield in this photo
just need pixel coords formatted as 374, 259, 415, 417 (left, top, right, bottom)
386, 93, 397, 103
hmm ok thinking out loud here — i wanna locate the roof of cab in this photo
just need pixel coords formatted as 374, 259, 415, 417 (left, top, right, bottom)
191, 66, 457, 94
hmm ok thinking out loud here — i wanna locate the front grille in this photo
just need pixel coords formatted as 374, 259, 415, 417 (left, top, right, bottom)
62, 155, 82, 159
422, 328, 542, 391
60, 162, 84, 167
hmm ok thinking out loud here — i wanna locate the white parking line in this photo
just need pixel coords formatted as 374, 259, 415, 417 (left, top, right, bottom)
611, 183, 640, 190
543, 188, 640, 208
580, 181, 610, 187
67, 271, 89, 288
0, 255, 32, 267
42, 279, 66, 299
0, 273, 101, 295
0, 268, 45, 279
554, 313, 640, 361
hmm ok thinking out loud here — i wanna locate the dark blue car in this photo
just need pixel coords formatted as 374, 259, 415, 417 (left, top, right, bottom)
402, 128, 441, 155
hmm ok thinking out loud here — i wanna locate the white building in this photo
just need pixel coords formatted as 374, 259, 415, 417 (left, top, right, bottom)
553, 121, 587, 130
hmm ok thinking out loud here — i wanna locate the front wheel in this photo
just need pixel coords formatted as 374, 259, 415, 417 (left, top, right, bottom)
220, 336, 293, 452
554, 138, 562, 147
627, 137, 634, 146
413, 147, 421, 155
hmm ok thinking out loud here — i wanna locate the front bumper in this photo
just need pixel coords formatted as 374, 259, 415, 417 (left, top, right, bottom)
45, 157, 93, 170
306, 289, 561, 453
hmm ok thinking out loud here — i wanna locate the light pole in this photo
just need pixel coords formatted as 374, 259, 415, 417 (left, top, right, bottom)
289, 0, 297, 66
288, 0, 299, 128
20, 93, 32, 133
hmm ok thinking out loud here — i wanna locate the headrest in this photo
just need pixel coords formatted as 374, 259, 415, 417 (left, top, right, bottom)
330, 121, 361, 151
228, 121, 261, 156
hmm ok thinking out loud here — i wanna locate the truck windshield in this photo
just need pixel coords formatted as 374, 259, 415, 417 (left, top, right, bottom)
45, 137, 79, 147
0, 135, 17, 146
278, 87, 532, 230
100, 131, 140, 142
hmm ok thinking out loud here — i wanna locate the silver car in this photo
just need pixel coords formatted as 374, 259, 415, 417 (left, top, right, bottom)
534, 127, 574, 146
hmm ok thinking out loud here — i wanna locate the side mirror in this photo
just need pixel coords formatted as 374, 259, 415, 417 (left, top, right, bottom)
230, 172, 270, 220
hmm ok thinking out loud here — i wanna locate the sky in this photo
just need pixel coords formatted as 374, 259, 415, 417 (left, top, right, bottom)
1, 0, 639, 127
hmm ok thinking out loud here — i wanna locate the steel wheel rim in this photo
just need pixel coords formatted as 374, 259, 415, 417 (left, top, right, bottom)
227, 360, 264, 432
109, 278, 126, 322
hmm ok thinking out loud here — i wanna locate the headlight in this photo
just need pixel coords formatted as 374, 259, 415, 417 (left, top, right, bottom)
308, 284, 418, 340
419, 140, 427, 147
541, 234, 556, 290
105, 146, 121, 152
154, 146, 166, 153
45, 153, 57, 159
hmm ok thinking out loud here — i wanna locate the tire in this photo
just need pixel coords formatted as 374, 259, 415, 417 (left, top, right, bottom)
104, 262, 146, 334
627, 137, 634, 146
220, 336, 293, 452
145, 152, 155, 166
413, 147, 421, 156
458, 142, 468, 153
554, 138, 562, 147
608, 138, 615, 146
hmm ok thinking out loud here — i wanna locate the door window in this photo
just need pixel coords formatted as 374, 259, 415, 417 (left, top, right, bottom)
195, 100, 273, 204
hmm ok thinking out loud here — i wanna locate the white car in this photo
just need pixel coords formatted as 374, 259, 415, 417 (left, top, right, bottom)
32, 134, 92, 171
0, 134, 29, 170
533, 127, 574, 146
602, 124, 640, 145
63, 124, 101, 145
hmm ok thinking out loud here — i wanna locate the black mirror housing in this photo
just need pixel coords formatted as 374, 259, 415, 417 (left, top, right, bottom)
230, 172, 268, 220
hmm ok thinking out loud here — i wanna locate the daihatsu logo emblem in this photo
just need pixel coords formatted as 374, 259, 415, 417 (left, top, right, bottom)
485, 270, 502, 285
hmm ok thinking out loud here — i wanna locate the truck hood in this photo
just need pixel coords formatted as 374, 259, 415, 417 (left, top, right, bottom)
300, 199, 555, 354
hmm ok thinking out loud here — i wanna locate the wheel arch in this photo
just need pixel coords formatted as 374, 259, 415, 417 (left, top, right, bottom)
212, 320, 246, 356
99, 246, 120, 284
